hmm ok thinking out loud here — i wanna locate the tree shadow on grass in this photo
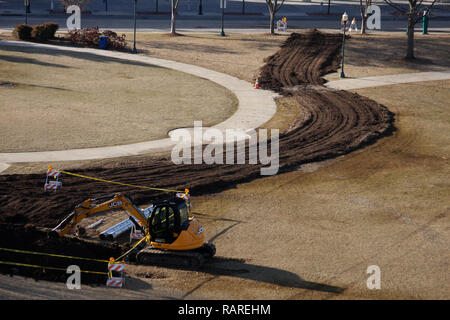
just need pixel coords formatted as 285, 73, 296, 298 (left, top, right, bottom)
0, 80, 74, 91
347, 35, 450, 70
0, 44, 166, 69
0, 53, 71, 68
139, 40, 239, 55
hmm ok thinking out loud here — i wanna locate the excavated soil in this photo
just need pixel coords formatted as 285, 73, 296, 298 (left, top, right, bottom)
0, 224, 124, 284
0, 30, 394, 283
258, 30, 345, 91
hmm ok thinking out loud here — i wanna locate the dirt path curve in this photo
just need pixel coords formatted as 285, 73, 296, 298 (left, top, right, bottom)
0, 31, 394, 227
0, 40, 277, 164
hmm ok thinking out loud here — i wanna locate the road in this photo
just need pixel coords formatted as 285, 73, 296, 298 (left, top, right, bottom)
1, 0, 449, 33
1, 13, 450, 33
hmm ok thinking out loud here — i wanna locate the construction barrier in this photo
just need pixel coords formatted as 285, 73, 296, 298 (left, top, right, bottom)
107, 258, 125, 288
277, 17, 287, 33
44, 166, 62, 192
106, 277, 124, 288
349, 18, 358, 32
130, 224, 144, 242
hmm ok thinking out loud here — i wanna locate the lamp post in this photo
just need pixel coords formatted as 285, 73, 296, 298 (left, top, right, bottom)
132, 0, 137, 54
199, 0, 203, 15
340, 12, 349, 78
24, 0, 30, 24
220, 0, 225, 36
422, 10, 429, 35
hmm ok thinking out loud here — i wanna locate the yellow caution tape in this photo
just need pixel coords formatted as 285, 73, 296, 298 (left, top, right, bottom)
0, 247, 109, 263
8, 163, 189, 195
0, 260, 108, 275
0, 235, 149, 265
115, 235, 150, 262
4, 163, 190, 264
59, 170, 186, 194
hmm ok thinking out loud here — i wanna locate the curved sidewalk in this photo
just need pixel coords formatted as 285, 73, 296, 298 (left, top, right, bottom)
325, 71, 450, 90
0, 40, 278, 166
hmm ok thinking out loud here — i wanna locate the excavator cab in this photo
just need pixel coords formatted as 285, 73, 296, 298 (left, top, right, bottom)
147, 197, 207, 252
136, 196, 216, 267
148, 198, 189, 244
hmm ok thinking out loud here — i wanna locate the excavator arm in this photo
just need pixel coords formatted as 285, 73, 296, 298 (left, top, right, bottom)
52, 193, 150, 237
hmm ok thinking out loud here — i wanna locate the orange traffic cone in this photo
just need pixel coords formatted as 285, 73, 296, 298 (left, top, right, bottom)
254, 79, 260, 89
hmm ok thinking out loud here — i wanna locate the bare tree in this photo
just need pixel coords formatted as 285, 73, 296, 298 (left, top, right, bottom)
170, 0, 180, 35
384, 0, 437, 59
359, 0, 372, 34
60, 0, 92, 10
265, 0, 286, 34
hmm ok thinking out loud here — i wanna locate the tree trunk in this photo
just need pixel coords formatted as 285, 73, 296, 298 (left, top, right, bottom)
269, 9, 275, 34
361, 15, 367, 34
360, 0, 366, 34
170, 0, 177, 35
406, 12, 415, 59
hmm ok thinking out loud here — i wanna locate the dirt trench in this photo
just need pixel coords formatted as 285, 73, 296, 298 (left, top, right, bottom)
0, 224, 124, 284
0, 30, 394, 283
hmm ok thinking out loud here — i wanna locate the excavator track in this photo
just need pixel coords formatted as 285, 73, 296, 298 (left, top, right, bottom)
136, 242, 216, 268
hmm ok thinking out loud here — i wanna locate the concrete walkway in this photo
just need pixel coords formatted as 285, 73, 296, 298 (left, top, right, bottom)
325, 71, 450, 90
0, 40, 278, 166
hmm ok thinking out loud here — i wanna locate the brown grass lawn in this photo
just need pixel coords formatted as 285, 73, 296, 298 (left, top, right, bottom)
0, 44, 237, 152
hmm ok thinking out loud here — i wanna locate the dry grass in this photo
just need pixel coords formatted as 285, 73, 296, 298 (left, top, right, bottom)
126, 32, 289, 83
323, 33, 450, 81
174, 80, 449, 299
0, 45, 237, 152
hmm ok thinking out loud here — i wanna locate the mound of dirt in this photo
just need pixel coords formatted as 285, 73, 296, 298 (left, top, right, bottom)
258, 30, 345, 91
0, 94, 393, 229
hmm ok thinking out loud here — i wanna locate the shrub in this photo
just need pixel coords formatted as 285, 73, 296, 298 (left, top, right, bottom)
42, 22, 59, 39
31, 24, 48, 42
13, 24, 32, 40
29, 23, 59, 42
68, 27, 127, 51
68, 27, 101, 47
100, 30, 127, 51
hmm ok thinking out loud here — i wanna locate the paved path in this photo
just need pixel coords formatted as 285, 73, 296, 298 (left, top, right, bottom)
325, 71, 450, 90
0, 40, 278, 167
0, 163, 9, 173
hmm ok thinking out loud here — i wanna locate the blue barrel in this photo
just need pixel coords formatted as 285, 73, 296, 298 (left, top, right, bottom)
99, 35, 108, 49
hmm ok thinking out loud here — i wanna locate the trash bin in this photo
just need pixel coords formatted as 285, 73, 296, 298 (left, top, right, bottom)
99, 35, 108, 50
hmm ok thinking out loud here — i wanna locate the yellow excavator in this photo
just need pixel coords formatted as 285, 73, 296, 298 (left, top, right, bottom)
51, 192, 216, 267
